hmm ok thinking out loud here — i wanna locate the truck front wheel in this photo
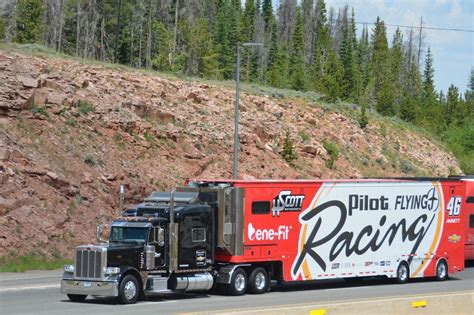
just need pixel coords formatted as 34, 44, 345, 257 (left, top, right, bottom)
67, 294, 87, 302
227, 268, 247, 296
248, 267, 269, 294
118, 275, 139, 304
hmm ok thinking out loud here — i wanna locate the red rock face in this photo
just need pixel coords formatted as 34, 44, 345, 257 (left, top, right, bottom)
0, 51, 462, 259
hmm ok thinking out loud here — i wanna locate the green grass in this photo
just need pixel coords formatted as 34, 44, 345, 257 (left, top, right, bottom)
0, 254, 72, 272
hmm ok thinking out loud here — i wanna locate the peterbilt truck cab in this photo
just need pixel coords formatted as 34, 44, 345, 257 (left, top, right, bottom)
61, 190, 218, 304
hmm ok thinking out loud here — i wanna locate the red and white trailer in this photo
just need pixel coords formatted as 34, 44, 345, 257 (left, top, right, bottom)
188, 178, 465, 285
461, 177, 474, 260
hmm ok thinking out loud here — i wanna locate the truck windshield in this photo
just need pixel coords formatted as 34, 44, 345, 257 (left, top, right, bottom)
109, 227, 149, 243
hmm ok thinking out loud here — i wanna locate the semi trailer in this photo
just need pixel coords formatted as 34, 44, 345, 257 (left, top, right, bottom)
61, 178, 466, 304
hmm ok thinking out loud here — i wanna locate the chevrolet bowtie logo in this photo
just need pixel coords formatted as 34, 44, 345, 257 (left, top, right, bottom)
448, 234, 461, 243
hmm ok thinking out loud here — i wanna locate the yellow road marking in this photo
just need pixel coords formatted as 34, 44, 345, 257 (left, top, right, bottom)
411, 300, 427, 308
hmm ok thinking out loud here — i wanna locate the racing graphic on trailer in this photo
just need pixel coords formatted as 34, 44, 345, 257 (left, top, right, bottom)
291, 182, 445, 280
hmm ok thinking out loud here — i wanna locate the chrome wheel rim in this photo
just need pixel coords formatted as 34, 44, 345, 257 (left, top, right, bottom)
255, 272, 266, 290
398, 264, 408, 281
234, 273, 246, 292
437, 262, 446, 278
124, 280, 137, 300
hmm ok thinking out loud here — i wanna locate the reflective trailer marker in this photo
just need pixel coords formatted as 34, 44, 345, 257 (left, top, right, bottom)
411, 300, 427, 308
310, 309, 326, 315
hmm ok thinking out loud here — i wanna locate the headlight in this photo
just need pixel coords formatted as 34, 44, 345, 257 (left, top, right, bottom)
105, 267, 121, 275
64, 264, 75, 273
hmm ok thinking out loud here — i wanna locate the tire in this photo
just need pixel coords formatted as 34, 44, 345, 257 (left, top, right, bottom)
118, 275, 139, 304
248, 267, 269, 294
395, 262, 409, 284
67, 294, 87, 302
436, 259, 448, 281
227, 268, 247, 296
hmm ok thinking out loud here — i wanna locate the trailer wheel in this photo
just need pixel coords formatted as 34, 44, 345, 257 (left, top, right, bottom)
227, 268, 247, 296
436, 259, 448, 281
118, 275, 139, 304
395, 262, 409, 284
248, 267, 269, 294
67, 294, 87, 302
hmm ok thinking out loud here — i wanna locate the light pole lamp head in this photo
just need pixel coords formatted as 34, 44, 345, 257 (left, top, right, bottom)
242, 42, 264, 48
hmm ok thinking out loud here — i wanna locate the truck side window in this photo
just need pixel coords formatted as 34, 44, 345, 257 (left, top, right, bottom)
470, 215, 474, 229
252, 201, 270, 214
192, 228, 206, 242
466, 196, 474, 203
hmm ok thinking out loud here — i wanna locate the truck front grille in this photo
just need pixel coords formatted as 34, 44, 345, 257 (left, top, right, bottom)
75, 247, 105, 279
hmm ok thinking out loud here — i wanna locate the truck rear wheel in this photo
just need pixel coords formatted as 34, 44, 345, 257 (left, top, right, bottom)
118, 275, 139, 304
436, 259, 448, 281
248, 267, 269, 294
395, 262, 409, 284
227, 268, 247, 296
67, 294, 87, 302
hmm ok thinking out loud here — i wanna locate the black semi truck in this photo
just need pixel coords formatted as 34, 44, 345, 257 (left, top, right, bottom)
61, 185, 247, 304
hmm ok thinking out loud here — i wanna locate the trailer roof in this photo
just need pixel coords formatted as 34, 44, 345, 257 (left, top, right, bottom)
187, 177, 463, 185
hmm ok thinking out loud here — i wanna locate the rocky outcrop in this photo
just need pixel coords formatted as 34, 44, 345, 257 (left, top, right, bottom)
0, 51, 462, 259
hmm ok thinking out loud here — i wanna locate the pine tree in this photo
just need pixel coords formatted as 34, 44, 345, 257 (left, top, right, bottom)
289, 8, 306, 91
311, 0, 331, 93
446, 84, 459, 126
0, 17, 5, 40
262, 0, 273, 31
339, 8, 356, 100
267, 20, 288, 88
369, 17, 394, 116
400, 56, 422, 122
390, 28, 404, 115
419, 47, 443, 132
241, 0, 256, 80
151, 21, 172, 71
15, 0, 44, 43
302, 0, 314, 67
213, 0, 237, 79
422, 47, 436, 105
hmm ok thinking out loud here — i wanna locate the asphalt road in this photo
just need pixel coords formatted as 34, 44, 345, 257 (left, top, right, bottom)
1, 263, 473, 315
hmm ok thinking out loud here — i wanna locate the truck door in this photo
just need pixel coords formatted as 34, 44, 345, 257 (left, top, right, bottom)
176, 204, 214, 269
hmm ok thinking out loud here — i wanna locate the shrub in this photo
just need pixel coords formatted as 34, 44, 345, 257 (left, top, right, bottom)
323, 139, 339, 169
358, 103, 369, 128
298, 130, 310, 143
31, 105, 49, 117
77, 100, 95, 115
281, 130, 297, 163
84, 154, 96, 166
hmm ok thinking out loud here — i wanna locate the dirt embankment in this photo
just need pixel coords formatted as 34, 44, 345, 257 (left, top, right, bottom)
0, 51, 461, 258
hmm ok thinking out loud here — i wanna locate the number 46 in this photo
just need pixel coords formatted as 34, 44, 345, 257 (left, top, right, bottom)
447, 196, 461, 216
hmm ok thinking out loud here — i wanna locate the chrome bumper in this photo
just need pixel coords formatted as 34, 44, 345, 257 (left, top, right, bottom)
61, 279, 119, 296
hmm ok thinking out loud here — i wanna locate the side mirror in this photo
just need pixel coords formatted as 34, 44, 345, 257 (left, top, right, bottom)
157, 227, 165, 246
96, 224, 110, 243
150, 227, 165, 246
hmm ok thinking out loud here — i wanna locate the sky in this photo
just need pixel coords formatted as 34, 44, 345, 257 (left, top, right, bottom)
323, 0, 473, 93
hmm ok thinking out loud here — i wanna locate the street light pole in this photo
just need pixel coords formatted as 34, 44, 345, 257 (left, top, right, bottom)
233, 43, 263, 180
233, 46, 241, 179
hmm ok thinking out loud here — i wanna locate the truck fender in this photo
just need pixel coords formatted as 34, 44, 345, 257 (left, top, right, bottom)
119, 267, 144, 293
216, 264, 251, 284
